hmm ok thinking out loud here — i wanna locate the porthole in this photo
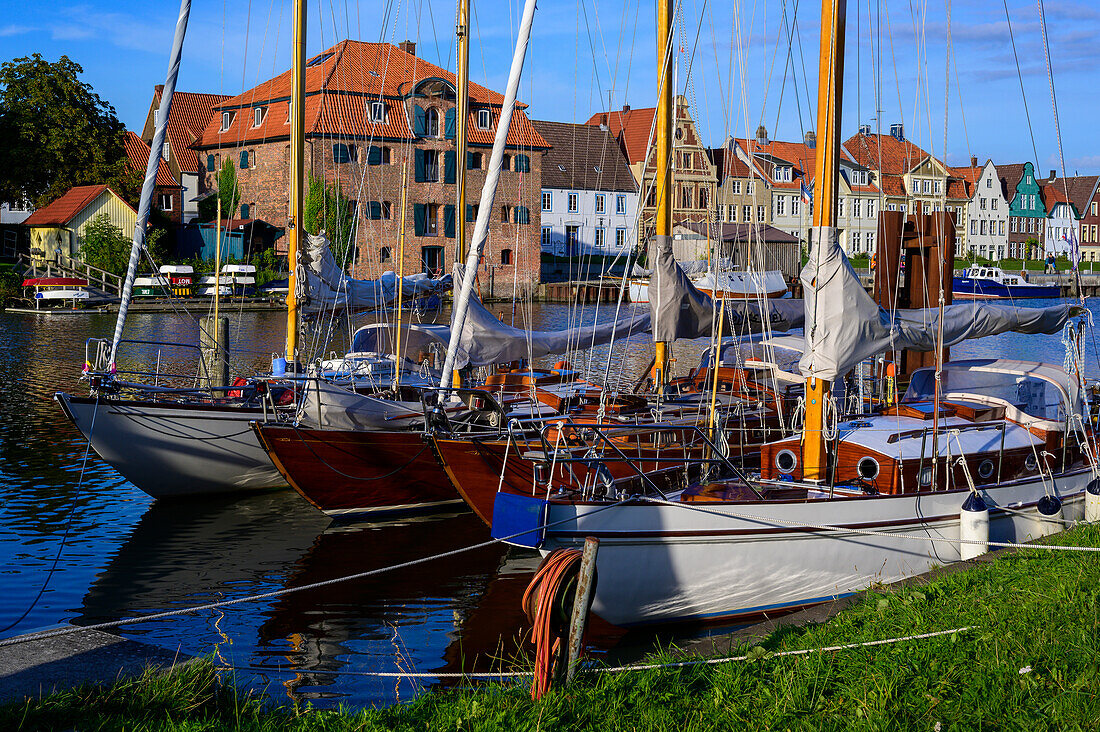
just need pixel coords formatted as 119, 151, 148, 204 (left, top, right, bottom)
919, 466, 933, 487
978, 460, 995, 480
1024, 454, 1038, 472
857, 456, 880, 480
775, 449, 798, 474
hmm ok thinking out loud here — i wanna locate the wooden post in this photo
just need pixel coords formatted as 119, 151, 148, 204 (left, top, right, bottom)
200, 315, 229, 390
564, 537, 599, 685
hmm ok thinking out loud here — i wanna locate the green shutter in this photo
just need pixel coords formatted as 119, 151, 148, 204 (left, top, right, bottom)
207, 155, 215, 171
515, 154, 530, 173
414, 149, 426, 182
413, 204, 427, 236
367, 146, 383, 165
414, 105, 426, 136
240, 151, 249, 168
514, 206, 530, 225
444, 150, 456, 184
466, 204, 476, 222
444, 204, 456, 238
467, 152, 476, 170
368, 201, 383, 220
445, 109, 456, 139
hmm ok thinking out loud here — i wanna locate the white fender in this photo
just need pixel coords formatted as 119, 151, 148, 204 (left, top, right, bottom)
1028, 494, 1064, 540
960, 493, 989, 561
1086, 479, 1100, 524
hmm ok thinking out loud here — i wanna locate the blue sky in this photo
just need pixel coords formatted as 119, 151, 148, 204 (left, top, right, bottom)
2, 0, 1099, 175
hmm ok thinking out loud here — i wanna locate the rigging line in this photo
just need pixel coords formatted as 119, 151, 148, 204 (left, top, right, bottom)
1002, 0, 1042, 185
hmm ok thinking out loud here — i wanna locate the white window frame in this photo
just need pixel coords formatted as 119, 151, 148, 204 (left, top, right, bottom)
158, 193, 173, 211
220, 111, 232, 132
595, 228, 605, 248
568, 192, 579, 213
370, 101, 386, 123
253, 106, 265, 127
615, 227, 626, 250
542, 191, 552, 211
595, 194, 605, 214
477, 109, 491, 129
616, 195, 626, 214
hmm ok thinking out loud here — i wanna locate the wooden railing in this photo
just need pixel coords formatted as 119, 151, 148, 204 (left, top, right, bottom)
54, 252, 123, 296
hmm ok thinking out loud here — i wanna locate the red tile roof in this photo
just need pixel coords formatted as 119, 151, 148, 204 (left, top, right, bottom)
706, 147, 756, 180
842, 132, 941, 176
23, 185, 135, 226
150, 89, 232, 174
198, 41, 547, 150
584, 107, 660, 165
124, 131, 178, 187
731, 138, 818, 190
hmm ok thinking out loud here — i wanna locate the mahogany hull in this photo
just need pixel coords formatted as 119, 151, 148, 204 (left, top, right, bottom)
254, 424, 461, 518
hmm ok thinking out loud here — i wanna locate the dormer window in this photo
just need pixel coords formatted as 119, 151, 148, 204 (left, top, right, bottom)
253, 107, 265, 127
477, 109, 491, 129
220, 111, 232, 132
162, 142, 169, 162
370, 101, 385, 123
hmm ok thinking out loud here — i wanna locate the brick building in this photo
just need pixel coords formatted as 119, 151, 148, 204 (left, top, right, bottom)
123, 131, 182, 223
193, 40, 549, 295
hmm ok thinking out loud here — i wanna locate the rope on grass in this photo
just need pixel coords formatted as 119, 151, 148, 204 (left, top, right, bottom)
213, 625, 975, 679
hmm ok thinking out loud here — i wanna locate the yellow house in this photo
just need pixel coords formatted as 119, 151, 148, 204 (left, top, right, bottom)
23, 185, 138, 266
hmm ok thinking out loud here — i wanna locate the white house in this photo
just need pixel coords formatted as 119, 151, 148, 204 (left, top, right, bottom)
532, 120, 639, 259
964, 160, 1009, 260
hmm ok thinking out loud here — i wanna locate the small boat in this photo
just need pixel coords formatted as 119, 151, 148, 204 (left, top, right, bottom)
629, 269, 787, 303
952, 266, 1061, 300
133, 275, 170, 297
16, 277, 94, 312
223, 263, 257, 296
159, 264, 194, 297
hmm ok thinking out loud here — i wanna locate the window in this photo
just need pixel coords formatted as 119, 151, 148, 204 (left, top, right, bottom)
999, 221, 1005, 236
991, 198, 998, 210
852, 199, 862, 217
514, 206, 530, 224
240, 150, 250, 169
727, 205, 736, 221
382, 201, 392, 219
595, 228, 605, 248
595, 194, 605, 214
423, 150, 440, 181
775, 166, 791, 182
616, 195, 626, 214
333, 143, 356, 164
370, 101, 385, 123
565, 224, 579, 253
253, 107, 265, 127
971, 220, 978, 235
757, 205, 766, 222
380, 246, 392, 263
501, 248, 512, 265
742, 205, 751, 222
867, 199, 876, 218
1093, 201, 1098, 216
922, 180, 931, 194
207, 154, 216, 172
425, 107, 440, 137
468, 152, 483, 170
240, 203, 251, 218
568, 193, 578, 212
220, 111, 232, 132
500, 205, 509, 223
158, 193, 172, 210
775, 196, 786, 217
366, 145, 388, 165
502, 154, 512, 171
866, 231, 876, 252
934, 180, 942, 195
791, 197, 801, 216
542, 191, 552, 211
681, 187, 692, 209
838, 198, 845, 217
851, 231, 861, 251
616, 228, 626, 250
162, 142, 169, 162
912, 179, 920, 194
699, 188, 709, 209
514, 154, 531, 173
980, 220, 987, 235
747, 181, 755, 195
426, 203, 440, 234
730, 180, 742, 195
980, 197, 987, 210
541, 226, 552, 248
477, 109, 491, 129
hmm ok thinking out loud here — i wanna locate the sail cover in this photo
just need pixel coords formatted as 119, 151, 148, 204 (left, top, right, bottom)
650, 235, 804, 341
297, 232, 451, 314
453, 288, 651, 368
799, 226, 1083, 381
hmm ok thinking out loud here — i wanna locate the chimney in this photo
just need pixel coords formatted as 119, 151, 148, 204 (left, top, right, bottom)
970, 155, 978, 167
890, 123, 904, 141
155, 84, 164, 94
858, 123, 871, 136
622, 104, 631, 113
804, 130, 816, 149
399, 40, 416, 56
1049, 169, 1057, 180
756, 124, 768, 146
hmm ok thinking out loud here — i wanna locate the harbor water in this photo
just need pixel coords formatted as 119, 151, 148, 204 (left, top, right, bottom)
0, 298, 1096, 707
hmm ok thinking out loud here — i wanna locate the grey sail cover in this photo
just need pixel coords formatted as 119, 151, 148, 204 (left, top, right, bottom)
297, 378, 422, 430
297, 232, 451, 314
651, 235, 804, 341
453, 289, 652, 368
799, 226, 1083, 380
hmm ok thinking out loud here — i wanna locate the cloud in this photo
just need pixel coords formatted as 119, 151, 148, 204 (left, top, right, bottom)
0, 24, 35, 37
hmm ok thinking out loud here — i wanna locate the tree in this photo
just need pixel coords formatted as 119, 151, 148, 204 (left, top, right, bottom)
79, 214, 131, 275
304, 173, 355, 271
217, 158, 240, 217
0, 54, 127, 207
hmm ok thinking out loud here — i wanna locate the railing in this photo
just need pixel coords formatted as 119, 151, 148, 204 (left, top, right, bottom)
55, 252, 123, 296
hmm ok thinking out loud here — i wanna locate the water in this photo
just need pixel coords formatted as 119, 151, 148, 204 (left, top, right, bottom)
0, 298, 1096, 707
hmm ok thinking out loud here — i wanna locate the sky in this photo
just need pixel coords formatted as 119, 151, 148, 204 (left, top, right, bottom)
2, 0, 1099, 175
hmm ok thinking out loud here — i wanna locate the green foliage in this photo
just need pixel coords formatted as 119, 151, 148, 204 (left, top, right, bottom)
0, 266, 21, 306
0, 54, 127, 208
304, 173, 355, 272
217, 159, 240, 218
197, 194, 218, 223
78, 213, 131, 275
6, 525, 1100, 730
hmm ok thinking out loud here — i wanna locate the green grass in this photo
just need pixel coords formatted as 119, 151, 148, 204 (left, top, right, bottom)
5, 525, 1100, 730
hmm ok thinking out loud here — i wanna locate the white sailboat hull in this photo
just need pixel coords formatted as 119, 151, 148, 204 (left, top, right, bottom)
539, 472, 1089, 627
56, 393, 286, 498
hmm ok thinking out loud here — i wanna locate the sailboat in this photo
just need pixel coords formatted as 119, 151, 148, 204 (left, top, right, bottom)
482, 0, 1097, 627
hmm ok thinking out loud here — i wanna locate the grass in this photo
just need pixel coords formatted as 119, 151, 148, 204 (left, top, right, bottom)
5, 525, 1100, 730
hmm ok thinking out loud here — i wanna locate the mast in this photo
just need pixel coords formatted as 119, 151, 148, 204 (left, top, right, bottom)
284, 0, 307, 364
653, 0, 675, 386
801, 0, 846, 481
438, 0, 538, 388
455, 0, 470, 261
108, 0, 192, 369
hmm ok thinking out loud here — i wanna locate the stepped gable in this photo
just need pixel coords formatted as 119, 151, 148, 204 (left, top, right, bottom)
198, 40, 548, 150
531, 120, 635, 192
123, 131, 177, 187
23, 185, 134, 226
147, 89, 231, 174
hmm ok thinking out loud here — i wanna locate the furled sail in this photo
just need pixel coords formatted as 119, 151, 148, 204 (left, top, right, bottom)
453, 289, 651, 368
297, 232, 451, 314
799, 226, 1083, 381
650, 234, 804, 341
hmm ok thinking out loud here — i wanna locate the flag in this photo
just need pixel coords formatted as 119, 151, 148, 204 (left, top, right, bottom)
1069, 227, 1080, 270
800, 180, 812, 205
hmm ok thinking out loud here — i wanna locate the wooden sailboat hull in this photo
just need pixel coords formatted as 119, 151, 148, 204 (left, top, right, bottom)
526, 471, 1090, 627
253, 424, 463, 518
55, 393, 286, 497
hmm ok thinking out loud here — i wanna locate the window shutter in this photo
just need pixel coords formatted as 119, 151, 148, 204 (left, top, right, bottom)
467, 152, 476, 170
207, 155, 215, 172
367, 146, 383, 165
444, 150, 456, 184
368, 201, 383, 220
240, 151, 249, 168
240, 203, 250, 218
414, 149, 426, 182
444, 205, 456, 238
444, 109, 456, 139
414, 105, 426, 137
466, 204, 476, 222
413, 204, 427, 236
515, 154, 530, 173
515, 206, 530, 225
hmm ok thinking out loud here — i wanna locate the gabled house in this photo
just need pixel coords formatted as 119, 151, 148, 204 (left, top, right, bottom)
531, 119, 638, 260
1003, 162, 1046, 259
141, 88, 231, 224
23, 185, 137, 266
731, 128, 815, 245
1079, 184, 1100, 264
707, 140, 772, 229
1040, 175, 1098, 259
956, 159, 1008, 260
194, 40, 549, 292
123, 131, 183, 223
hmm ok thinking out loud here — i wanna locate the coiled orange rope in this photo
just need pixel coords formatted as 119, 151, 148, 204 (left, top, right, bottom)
522, 548, 583, 699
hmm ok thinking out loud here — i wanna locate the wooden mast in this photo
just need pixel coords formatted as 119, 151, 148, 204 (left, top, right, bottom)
654, 0, 674, 385
285, 0, 307, 363
455, 0, 470, 260
801, 0, 846, 481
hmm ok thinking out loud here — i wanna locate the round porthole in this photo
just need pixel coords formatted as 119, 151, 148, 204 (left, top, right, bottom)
1025, 454, 1039, 472
978, 460, 995, 480
775, 449, 798, 474
857, 456, 880, 480
919, 466, 934, 487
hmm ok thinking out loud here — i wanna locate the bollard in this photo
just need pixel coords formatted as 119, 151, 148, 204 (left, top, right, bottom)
564, 537, 599, 685
199, 315, 230, 390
